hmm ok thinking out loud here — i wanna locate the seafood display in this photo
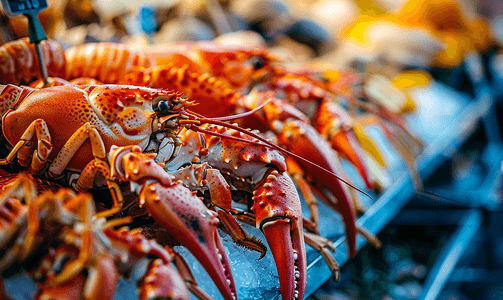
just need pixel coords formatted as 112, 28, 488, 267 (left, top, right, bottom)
0, 35, 419, 300
0, 0, 497, 297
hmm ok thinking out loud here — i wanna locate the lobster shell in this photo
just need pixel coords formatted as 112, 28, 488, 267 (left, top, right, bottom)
0, 38, 66, 85
65, 43, 153, 83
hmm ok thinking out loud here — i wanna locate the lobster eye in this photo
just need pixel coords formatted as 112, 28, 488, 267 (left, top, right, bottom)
158, 101, 171, 114
251, 56, 265, 70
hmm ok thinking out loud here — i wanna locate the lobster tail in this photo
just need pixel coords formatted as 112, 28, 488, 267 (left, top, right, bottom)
0, 38, 66, 85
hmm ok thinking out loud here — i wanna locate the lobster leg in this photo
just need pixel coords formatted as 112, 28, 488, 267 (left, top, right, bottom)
0, 173, 33, 248
0, 186, 31, 272
35, 274, 87, 300
169, 163, 267, 257
82, 252, 120, 300
49, 193, 93, 286
43, 122, 124, 216
276, 119, 358, 258
303, 231, 340, 282
0, 173, 58, 271
285, 158, 320, 234
0, 118, 53, 175
103, 228, 192, 300
253, 171, 307, 300
0, 176, 81, 273
109, 146, 238, 300
47, 122, 106, 177
170, 249, 213, 300
315, 100, 373, 190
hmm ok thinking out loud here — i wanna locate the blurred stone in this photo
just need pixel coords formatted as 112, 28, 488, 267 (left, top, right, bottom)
230, 0, 290, 23
93, 0, 180, 22
64, 0, 100, 28
213, 30, 267, 47
284, 18, 336, 56
226, 13, 251, 32
230, 0, 294, 41
269, 35, 316, 66
310, 0, 359, 37
154, 17, 215, 43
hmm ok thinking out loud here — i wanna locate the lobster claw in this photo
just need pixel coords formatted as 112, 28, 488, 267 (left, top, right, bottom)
316, 100, 373, 190
109, 145, 237, 300
275, 120, 358, 257
253, 171, 307, 300
327, 127, 373, 190
139, 183, 237, 300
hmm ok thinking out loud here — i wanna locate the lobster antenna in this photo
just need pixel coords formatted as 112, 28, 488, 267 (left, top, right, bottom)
186, 121, 372, 200
185, 98, 273, 122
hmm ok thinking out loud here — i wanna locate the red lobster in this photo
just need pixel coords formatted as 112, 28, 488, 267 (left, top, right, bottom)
65, 42, 278, 91
121, 65, 368, 256
0, 83, 337, 300
0, 173, 194, 300
14, 39, 371, 260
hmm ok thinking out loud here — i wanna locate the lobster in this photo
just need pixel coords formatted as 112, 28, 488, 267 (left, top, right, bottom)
0, 173, 194, 300
0, 38, 388, 294
0, 83, 354, 300
252, 66, 424, 190
0, 38, 415, 192
66, 44, 371, 261
118, 51, 409, 194
65, 42, 278, 92
0, 83, 240, 299
0, 37, 66, 85
121, 64, 373, 245
64, 43, 153, 84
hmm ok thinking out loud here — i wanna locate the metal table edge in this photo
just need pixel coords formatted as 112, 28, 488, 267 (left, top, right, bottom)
417, 209, 483, 300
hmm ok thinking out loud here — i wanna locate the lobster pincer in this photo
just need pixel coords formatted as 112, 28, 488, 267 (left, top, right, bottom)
171, 124, 308, 300
109, 145, 238, 300
253, 170, 307, 300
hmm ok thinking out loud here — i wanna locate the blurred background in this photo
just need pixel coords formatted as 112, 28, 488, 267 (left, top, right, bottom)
3, 0, 503, 299
1, 0, 502, 65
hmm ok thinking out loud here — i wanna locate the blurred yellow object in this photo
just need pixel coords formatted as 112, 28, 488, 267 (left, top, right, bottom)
391, 70, 433, 113
340, 0, 494, 68
471, 17, 494, 53
353, 123, 387, 168
364, 74, 410, 114
394, 0, 494, 68
391, 70, 432, 88
341, 15, 381, 47
365, 153, 391, 191
430, 33, 471, 67
351, 0, 388, 17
